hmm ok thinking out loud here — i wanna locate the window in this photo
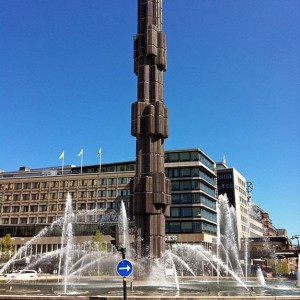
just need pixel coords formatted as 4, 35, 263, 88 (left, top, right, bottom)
49, 205, 56, 211
11, 206, 19, 213
87, 203, 96, 210
15, 183, 22, 189
108, 178, 117, 185
31, 194, 38, 200
170, 208, 180, 217
2, 206, 10, 213
30, 205, 38, 212
22, 194, 30, 200
168, 222, 181, 233
78, 203, 86, 210
97, 202, 106, 209
107, 202, 116, 209
13, 194, 21, 201
29, 217, 36, 223
48, 216, 55, 223
39, 205, 47, 212
171, 181, 180, 190
21, 206, 29, 212
181, 168, 191, 177
11, 218, 18, 224
193, 207, 201, 217
32, 182, 40, 189
20, 218, 27, 224
182, 207, 192, 217
181, 222, 193, 232
24, 183, 31, 189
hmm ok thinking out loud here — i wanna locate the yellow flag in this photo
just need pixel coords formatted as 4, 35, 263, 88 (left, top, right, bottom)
59, 151, 64, 160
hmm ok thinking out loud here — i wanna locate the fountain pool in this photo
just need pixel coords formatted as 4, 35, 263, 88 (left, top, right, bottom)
0, 194, 299, 299
0, 276, 299, 298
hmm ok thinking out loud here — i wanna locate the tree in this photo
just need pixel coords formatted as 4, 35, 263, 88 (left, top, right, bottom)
0, 234, 15, 259
91, 230, 106, 251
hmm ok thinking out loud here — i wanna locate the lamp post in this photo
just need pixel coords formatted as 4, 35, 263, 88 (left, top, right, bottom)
291, 235, 300, 249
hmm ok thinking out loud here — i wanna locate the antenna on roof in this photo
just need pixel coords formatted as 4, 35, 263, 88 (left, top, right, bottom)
222, 155, 226, 164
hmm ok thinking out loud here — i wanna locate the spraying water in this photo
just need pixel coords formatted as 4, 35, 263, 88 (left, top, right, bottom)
119, 201, 130, 257
57, 193, 74, 294
257, 267, 266, 286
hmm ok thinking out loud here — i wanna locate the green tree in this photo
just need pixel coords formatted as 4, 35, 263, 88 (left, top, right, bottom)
0, 234, 15, 259
91, 230, 106, 251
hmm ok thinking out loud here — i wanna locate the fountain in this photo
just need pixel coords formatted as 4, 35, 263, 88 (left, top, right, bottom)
0, 194, 299, 298
257, 267, 266, 286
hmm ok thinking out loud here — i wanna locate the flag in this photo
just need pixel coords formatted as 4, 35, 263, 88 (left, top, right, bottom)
97, 148, 102, 157
77, 149, 83, 157
59, 151, 64, 160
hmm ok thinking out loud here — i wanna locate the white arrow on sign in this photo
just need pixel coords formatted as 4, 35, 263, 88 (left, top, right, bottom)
119, 265, 131, 272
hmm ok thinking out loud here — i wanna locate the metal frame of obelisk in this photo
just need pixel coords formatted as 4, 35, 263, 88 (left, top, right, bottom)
131, 0, 171, 262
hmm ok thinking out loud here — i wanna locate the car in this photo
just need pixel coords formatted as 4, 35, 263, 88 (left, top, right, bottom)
4, 270, 38, 279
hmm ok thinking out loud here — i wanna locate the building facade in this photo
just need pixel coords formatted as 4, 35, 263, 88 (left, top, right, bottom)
165, 149, 218, 249
0, 149, 217, 254
216, 161, 263, 249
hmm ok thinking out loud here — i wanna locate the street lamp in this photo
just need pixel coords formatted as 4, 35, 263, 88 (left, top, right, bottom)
291, 235, 300, 249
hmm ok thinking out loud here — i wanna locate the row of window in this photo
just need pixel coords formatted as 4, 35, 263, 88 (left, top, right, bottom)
0, 189, 130, 202
165, 151, 214, 171
217, 173, 232, 180
237, 177, 246, 188
171, 193, 216, 209
166, 221, 217, 234
218, 183, 234, 190
0, 177, 132, 191
171, 180, 216, 197
170, 207, 217, 222
1, 200, 130, 214
166, 167, 215, 185
250, 223, 263, 232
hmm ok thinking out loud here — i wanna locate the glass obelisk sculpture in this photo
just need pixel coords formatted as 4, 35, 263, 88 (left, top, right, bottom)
131, 0, 171, 260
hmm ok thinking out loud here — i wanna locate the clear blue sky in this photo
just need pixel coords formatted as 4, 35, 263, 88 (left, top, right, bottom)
1, 1, 299, 239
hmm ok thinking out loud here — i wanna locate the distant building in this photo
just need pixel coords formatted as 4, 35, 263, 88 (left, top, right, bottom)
165, 149, 218, 249
216, 160, 263, 249
0, 161, 135, 254
252, 204, 278, 236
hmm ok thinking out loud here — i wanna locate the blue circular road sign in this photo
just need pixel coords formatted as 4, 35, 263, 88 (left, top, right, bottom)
116, 259, 133, 277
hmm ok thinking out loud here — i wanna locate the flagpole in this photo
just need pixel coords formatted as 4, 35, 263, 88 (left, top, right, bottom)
97, 148, 102, 173
62, 156, 64, 175
99, 150, 101, 173
80, 154, 83, 174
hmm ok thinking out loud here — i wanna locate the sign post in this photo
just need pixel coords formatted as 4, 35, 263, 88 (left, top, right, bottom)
116, 259, 133, 300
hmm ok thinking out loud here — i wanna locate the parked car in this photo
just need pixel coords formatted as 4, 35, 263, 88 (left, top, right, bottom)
4, 270, 38, 279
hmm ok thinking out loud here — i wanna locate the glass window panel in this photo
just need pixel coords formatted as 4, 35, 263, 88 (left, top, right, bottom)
169, 222, 180, 233
193, 221, 202, 232
182, 207, 192, 217
182, 194, 192, 203
181, 181, 191, 190
181, 222, 193, 232
171, 181, 180, 190
190, 152, 199, 161
170, 208, 180, 217
169, 153, 179, 162
179, 152, 190, 161
181, 168, 191, 177
193, 207, 201, 217
171, 194, 180, 204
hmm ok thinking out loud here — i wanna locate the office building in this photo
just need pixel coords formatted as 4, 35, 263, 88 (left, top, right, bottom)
0, 149, 217, 253
216, 160, 263, 249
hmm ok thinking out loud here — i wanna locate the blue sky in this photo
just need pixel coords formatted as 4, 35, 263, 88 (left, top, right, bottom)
1, 1, 299, 239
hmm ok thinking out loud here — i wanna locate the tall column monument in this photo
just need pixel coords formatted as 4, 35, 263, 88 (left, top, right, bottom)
131, 0, 171, 260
